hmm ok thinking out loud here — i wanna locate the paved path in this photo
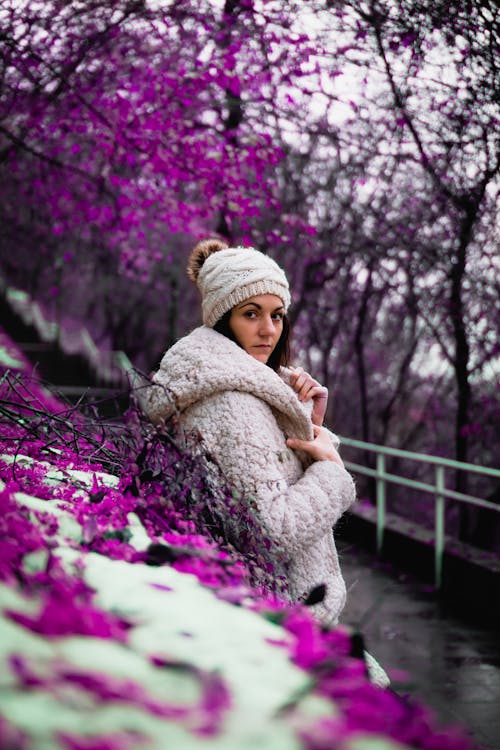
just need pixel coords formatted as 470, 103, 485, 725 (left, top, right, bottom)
338, 540, 500, 750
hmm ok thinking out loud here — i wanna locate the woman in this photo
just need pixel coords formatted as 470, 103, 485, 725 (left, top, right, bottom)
143, 239, 390, 687
143, 238, 356, 627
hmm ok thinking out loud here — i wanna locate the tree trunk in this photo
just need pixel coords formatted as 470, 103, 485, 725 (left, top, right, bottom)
451, 203, 474, 540
353, 264, 375, 501
354, 264, 374, 445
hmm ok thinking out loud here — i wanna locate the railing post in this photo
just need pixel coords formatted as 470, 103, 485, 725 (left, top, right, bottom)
376, 453, 386, 554
435, 465, 445, 588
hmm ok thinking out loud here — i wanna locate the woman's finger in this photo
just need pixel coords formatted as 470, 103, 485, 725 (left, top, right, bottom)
297, 381, 315, 401
302, 385, 327, 402
287, 425, 319, 448
292, 372, 309, 391
286, 436, 309, 450
299, 382, 326, 403
289, 366, 304, 383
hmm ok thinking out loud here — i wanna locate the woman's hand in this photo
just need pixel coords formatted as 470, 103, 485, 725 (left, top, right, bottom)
289, 366, 328, 426
287, 425, 344, 467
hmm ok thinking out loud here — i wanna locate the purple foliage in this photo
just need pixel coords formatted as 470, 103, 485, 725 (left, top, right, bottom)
10, 654, 230, 736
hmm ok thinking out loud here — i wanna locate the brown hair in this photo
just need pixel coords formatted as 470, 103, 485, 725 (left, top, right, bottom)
213, 309, 291, 372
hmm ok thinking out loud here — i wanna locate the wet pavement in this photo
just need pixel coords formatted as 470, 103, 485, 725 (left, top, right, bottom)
338, 540, 500, 750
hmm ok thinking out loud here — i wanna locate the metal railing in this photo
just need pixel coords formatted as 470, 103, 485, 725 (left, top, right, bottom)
339, 436, 500, 587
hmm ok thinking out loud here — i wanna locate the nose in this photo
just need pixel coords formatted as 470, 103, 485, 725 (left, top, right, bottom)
259, 315, 275, 336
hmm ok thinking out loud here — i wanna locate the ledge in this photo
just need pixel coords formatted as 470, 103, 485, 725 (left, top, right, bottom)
338, 502, 500, 626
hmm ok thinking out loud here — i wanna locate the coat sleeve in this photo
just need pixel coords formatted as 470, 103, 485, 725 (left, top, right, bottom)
181, 391, 356, 554
140, 382, 170, 425
138, 365, 177, 425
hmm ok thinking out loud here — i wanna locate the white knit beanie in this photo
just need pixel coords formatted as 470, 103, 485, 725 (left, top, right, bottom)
197, 246, 291, 327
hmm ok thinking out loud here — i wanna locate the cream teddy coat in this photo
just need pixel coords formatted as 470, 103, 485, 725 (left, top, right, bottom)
142, 325, 356, 626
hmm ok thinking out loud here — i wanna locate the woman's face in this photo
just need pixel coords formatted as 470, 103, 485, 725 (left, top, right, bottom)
229, 294, 285, 364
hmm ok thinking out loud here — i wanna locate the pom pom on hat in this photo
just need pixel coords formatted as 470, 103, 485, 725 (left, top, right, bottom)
186, 238, 228, 283
187, 239, 291, 327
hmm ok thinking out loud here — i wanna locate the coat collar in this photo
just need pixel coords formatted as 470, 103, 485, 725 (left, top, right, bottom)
157, 326, 313, 441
